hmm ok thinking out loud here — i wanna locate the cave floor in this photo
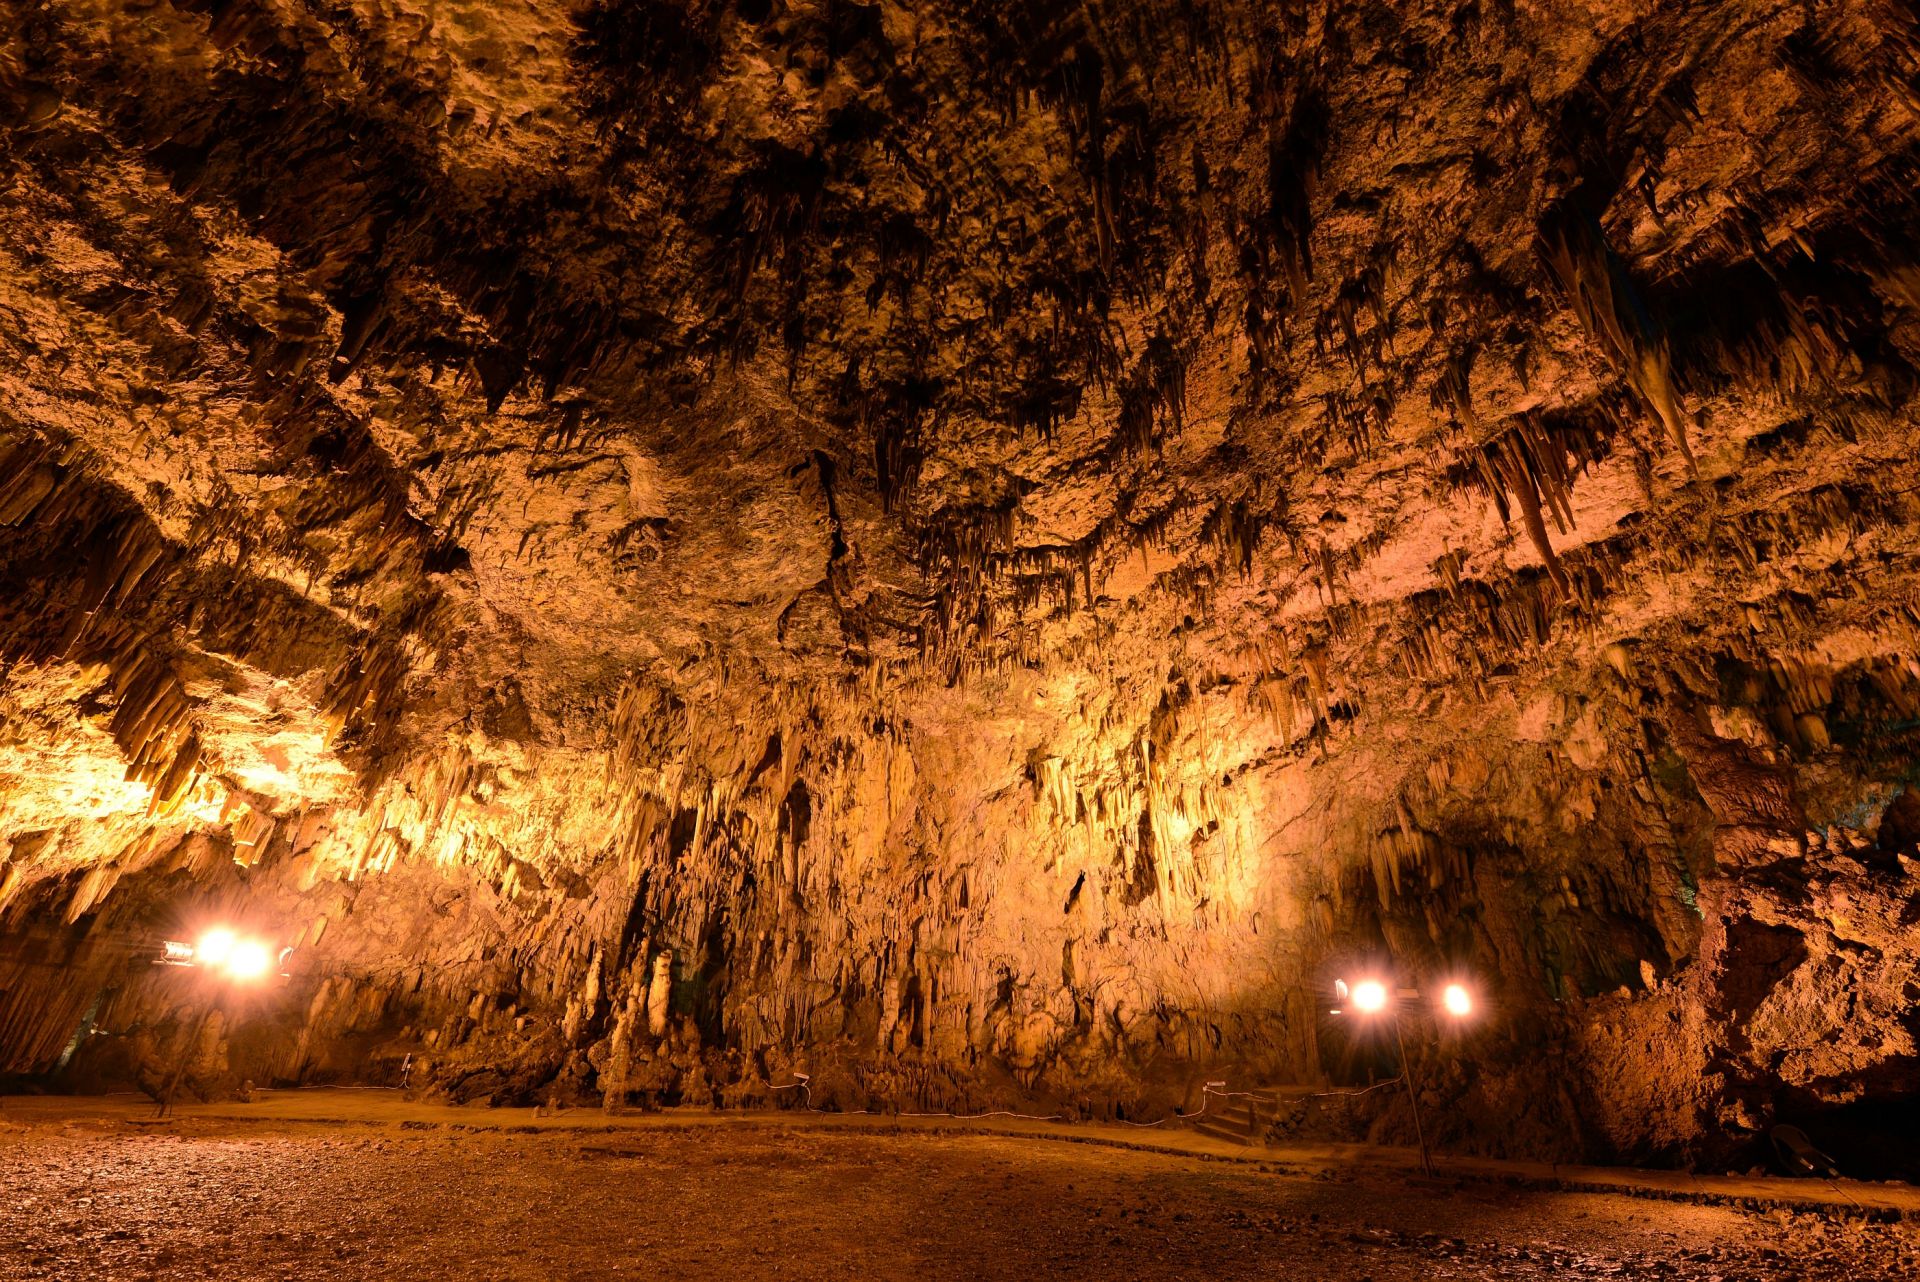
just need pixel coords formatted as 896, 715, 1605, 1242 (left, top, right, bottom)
2, 1096, 1914, 1281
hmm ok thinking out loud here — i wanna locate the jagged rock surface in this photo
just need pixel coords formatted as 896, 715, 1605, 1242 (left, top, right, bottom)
3, 0, 1919, 1173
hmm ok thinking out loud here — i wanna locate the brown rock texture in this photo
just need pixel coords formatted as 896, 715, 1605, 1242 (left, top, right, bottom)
2, 0, 1919, 1175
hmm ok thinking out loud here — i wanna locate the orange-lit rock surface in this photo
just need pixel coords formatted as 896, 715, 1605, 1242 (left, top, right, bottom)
3, 0, 1919, 1178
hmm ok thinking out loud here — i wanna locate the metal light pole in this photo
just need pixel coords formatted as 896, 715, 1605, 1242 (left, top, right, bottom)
150, 927, 285, 1116
1389, 1009, 1433, 1177
155, 1000, 221, 1118
1332, 975, 1474, 1180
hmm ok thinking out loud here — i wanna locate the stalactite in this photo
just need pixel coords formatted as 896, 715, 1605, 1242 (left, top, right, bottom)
1536, 208, 1696, 469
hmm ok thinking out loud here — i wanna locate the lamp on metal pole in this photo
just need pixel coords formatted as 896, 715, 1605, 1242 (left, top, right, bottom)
152, 927, 286, 1117
1332, 975, 1476, 1178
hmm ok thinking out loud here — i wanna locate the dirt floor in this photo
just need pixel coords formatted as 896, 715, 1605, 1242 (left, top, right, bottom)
0, 1106, 1913, 1281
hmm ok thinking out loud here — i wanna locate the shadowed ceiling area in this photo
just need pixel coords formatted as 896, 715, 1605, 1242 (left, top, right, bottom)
3, 0, 1920, 1185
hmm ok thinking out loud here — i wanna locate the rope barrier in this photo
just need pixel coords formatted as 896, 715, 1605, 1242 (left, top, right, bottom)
769, 1076, 1253, 1127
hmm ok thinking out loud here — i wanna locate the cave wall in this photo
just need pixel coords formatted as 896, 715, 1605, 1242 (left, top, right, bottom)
4, 0, 1920, 1171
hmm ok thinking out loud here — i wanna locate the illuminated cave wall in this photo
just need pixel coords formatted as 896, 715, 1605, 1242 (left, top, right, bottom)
4, 0, 1920, 1172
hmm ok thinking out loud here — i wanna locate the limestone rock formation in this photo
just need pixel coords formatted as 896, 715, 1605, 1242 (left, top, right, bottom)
3, 0, 1919, 1175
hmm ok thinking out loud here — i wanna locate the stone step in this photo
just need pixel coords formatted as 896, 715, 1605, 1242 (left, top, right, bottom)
1186, 1119, 1258, 1147
1184, 1097, 1274, 1146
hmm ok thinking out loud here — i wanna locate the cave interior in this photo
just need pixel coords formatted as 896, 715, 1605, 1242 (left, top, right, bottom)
4, 0, 1920, 1220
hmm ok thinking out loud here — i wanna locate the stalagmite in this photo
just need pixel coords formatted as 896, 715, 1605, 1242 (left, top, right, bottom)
646, 952, 674, 1040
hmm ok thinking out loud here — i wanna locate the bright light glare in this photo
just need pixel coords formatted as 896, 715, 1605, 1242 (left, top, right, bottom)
225, 939, 274, 982
186, 927, 279, 981
1442, 983, 1473, 1018
195, 928, 237, 966
1351, 980, 1388, 1014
